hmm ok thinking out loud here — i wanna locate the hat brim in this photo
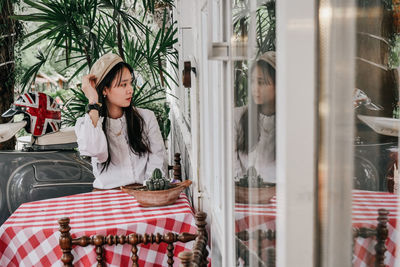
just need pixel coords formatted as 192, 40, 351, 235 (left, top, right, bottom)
1, 108, 19, 118
0, 121, 27, 143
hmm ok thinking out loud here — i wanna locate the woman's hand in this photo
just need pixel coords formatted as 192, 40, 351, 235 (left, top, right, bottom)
82, 74, 99, 103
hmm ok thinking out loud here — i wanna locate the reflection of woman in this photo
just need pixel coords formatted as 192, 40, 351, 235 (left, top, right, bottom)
234, 51, 276, 183
75, 53, 166, 189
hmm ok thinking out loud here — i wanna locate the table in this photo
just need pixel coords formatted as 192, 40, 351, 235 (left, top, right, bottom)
0, 190, 197, 267
235, 190, 399, 266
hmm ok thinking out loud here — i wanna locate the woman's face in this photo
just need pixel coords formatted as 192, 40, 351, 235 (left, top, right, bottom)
251, 65, 275, 106
103, 67, 134, 108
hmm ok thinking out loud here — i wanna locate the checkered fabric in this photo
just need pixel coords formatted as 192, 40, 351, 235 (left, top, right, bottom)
352, 190, 398, 267
0, 190, 197, 267
235, 190, 399, 267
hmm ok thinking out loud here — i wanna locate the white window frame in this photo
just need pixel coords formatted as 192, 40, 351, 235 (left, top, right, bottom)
317, 0, 356, 266
205, 0, 318, 266
193, 0, 356, 265
275, 0, 317, 265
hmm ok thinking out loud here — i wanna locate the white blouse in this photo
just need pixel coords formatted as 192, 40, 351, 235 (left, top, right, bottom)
234, 106, 276, 183
75, 108, 167, 189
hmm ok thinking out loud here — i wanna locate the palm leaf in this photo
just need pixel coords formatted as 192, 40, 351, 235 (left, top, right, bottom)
20, 50, 49, 93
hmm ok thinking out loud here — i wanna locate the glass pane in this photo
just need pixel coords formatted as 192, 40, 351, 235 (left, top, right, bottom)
232, 0, 277, 266
353, 1, 398, 266
318, 0, 400, 265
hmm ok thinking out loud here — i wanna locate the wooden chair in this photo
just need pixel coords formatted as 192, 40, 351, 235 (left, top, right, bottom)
58, 211, 208, 267
353, 208, 389, 267
177, 212, 209, 267
236, 229, 275, 267
168, 153, 182, 181
234, 208, 389, 267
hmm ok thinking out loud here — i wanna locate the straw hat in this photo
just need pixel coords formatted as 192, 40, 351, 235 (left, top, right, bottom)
258, 51, 276, 69
90, 53, 124, 87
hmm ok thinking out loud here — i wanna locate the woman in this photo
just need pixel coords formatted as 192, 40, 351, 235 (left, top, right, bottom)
234, 51, 276, 183
75, 53, 167, 189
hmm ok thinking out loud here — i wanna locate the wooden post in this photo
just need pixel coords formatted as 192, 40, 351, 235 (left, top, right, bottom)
129, 233, 140, 267
93, 235, 104, 267
193, 212, 208, 266
195, 212, 207, 238
167, 243, 175, 267
58, 217, 73, 267
164, 232, 176, 267
375, 209, 389, 267
178, 251, 193, 267
174, 153, 182, 181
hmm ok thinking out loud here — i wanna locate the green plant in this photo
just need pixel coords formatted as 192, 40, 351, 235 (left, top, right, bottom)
146, 101, 170, 141
232, 0, 276, 107
236, 166, 271, 188
389, 34, 400, 68
15, 0, 178, 133
124, 10, 178, 90
152, 168, 163, 179
15, 0, 177, 90
232, 0, 276, 54
146, 168, 170, 190
62, 87, 88, 127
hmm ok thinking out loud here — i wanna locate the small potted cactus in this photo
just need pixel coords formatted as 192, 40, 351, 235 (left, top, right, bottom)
146, 168, 171, 191
121, 168, 192, 207
235, 166, 276, 204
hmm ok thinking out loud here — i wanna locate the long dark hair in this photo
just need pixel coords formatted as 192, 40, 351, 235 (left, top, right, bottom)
96, 62, 151, 173
236, 59, 276, 153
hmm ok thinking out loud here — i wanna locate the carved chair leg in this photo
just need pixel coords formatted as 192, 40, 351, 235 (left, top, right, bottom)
375, 209, 389, 267
129, 233, 140, 267
167, 243, 175, 267
179, 251, 193, 267
58, 217, 74, 267
93, 235, 104, 267
95, 246, 103, 267
194, 212, 208, 267
131, 244, 139, 267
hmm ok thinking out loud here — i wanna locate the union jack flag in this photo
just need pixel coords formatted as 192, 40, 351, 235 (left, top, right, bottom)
14, 92, 61, 136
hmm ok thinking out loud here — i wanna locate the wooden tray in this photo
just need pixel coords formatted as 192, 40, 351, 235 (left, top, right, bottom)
121, 180, 192, 207
235, 184, 276, 204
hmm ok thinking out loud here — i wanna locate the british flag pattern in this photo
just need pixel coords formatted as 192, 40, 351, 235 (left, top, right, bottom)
14, 92, 61, 136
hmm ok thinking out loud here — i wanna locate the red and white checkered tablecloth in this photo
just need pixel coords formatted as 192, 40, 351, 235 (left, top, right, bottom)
235, 190, 399, 267
0, 190, 197, 267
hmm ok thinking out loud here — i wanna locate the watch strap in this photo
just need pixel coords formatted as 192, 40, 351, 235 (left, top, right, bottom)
86, 103, 101, 113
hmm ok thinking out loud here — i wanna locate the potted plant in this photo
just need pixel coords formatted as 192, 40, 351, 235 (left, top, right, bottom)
235, 166, 276, 204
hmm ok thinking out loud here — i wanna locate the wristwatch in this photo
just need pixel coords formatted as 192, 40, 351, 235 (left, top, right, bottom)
86, 102, 102, 113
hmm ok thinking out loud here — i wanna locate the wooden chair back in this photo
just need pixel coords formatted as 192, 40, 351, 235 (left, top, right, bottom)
58, 211, 208, 267
177, 212, 209, 267
353, 208, 389, 267
236, 229, 275, 267
233, 208, 389, 267
168, 153, 182, 181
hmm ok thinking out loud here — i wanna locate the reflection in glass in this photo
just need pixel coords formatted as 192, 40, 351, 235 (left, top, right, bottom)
350, 1, 399, 266
234, 53, 276, 183
232, 1, 276, 266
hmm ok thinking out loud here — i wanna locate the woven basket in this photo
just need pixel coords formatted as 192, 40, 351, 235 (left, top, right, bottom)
121, 180, 192, 207
235, 184, 276, 204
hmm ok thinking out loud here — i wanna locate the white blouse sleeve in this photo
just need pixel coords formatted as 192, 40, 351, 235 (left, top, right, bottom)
74, 114, 108, 163
145, 111, 167, 179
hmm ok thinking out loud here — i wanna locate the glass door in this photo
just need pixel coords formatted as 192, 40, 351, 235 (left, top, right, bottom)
317, 0, 400, 266
229, 0, 317, 266
231, 1, 277, 266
